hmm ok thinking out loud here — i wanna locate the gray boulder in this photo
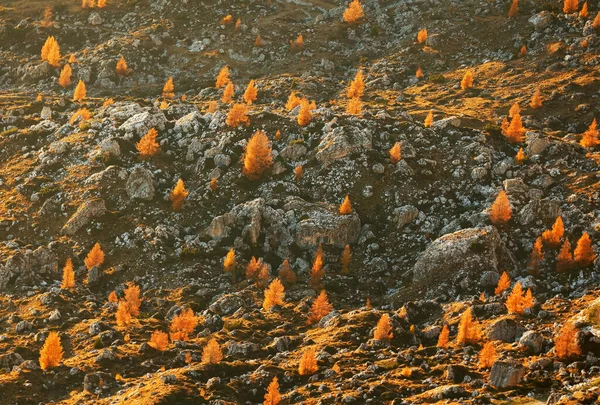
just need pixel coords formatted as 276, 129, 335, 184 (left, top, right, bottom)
0, 246, 58, 289
125, 167, 155, 201
316, 126, 372, 165
61, 199, 106, 236
119, 110, 167, 136
486, 318, 524, 342
490, 361, 525, 388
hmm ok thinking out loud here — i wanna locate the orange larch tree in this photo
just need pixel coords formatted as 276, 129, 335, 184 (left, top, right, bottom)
224, 248, 237, 282
340, 245, 351, 274
339, 195, 353, 215
437, 324, 450, 348
297, 98, 312, 127
574, 232, 596, 267
494, 271, 510, 295
417, 28, 428, 44
243, 80, 258, 104
290, 34, 304, 51
489, 190, 512, 225
424, 110, 433, 127
170, 179, 188, 211
580, 118, 598, 148
509, 103, 520, 118
116, 301, 132, 327
456, 307, 480, 345
242, 130, 273, 180
556, 239, 573, 272
307, 290, 333, 325
478, 341, 497, 368
61, 258, 75, 289
39, 331, 63, 370
373, 313, 393, 341
346, 98, 362, 115
594, 12, 600, 31
215, 66, 230, 88
210, 177, 218, 191
542, 216, 564, 248
554, 323, 580, 359
294, 164, 303, 180
108, 291, 118, 303
136, 128, 160, 158
508, 0, 519, 17
343, 0, 364, 23
201, 339, 223, 365
149, 331, 169, 351
278, 259, 297, 285
515, 147, 526, 164
580, 1, 589, 17
170, 308, 201, 341
162, 77, 174, 99
298, 347, 318, 375
528, 236, 545, 274
116, 56, 130, 76
263, 278, 285, 311
246, 256, 263, 282
503, 112, 526, 143
73, 80, 86, 102
530, 88, 543, 109
124, 283, 142, 316
264, 377, 282, 405
347, 69, 365, 99
310, 245, 325, 289
58, 64, 72, 88
226, 103, 250, 127
390, 142, 401, 164
564, 0, 579, 13
416, 66, 424, 79
286, 92, 302, 111
505, 282, 534, 314
85, 242, 104, 270
461, 70, 473, 90
221, 81, 234, 103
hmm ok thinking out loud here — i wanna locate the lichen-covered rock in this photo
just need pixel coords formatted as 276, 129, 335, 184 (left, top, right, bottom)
61, 199, 106, 236
119, 110, 167, 136
126, 167, 155, 201
315, 126, 372, 166
0, 246, 58, 289
486, 317, 524, 342
412, 226, 516, 292
394, 205, 419, 229
490, 361, 525, 388
174, 111, 203, 135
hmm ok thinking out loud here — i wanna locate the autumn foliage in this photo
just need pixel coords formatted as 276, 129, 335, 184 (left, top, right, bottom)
170, 308, 201, 341
374, 314, 393, 341
495, 271, 510, 295
116, 56, 130, 76
339, 195, 353, 215
244, 80, 258, 104
505, 282, 534, 314
243, 130, 273, 180
298, 347, 318, 375
61, 258, 75, 289
162, 77, 174, 99
542, 216, 564, 248
286, 92, 302, 111
346, 98, 362, 115
554, 323, 580, 359
41, 36, 61, 67
515, 148, 526, 164
136, 128, 160, 158
73, 80, 87, 102
343, 0, 364, 23
278, 260, 297, 285
308, 290, 333, 325
530, 88, 543, 109
489, 190, 512, 225
417, 28, 428, 44
340, 245, 351, 274
529, 237, 545, 274
310, 245, 325, 289
437, 324, 450, 348
580, 119, 598, 148
124, 283, 142, 316
202, 339, 223, 365
85, 242, 104, 270
461, 70, 473, 90
170, 179, 188, 211
215, 66, 230, 88
263, 278, 285, 311
508, 0, 519, 17
503, 112, 526, 143
58, 64, 72, 88
39, 331, 63, 370
149, 331, 169, 351
221, 81, 234, 103
424, 110, 433, 127
116, 301, 132, 327
264, 377, 282, 405
347, 69, 365, 99
390, 142, 401, 164
456, 307, 480, 345
226, 103, 250, 127
224, 248, 236, 282
563, 0, 579, 13
297, 98, 312, 127
574, 232, 596, 267
479, 341, 498, 368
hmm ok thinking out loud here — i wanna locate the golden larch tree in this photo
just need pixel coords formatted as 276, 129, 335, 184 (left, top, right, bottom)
246, 257, 263, 282
340, 245, 351, 274
494, 271, 510, 295
275, 130, 281, 141
290, 34, 304, 51
257, 263, 271, 288
343, 0, 364, 23
594, 12, 600, 30
73, 80, 87, 102
278, 259, 297, 285
149, 331, 169, 351
210, 177, 218, 191
298, 347, 318, 375
479, 341, 497, 368
136, 128, 160, 158
84, 242, 104, 270
504, 112, 526, 143
294, 164, 303, 180
45, 37, 61, 67
580, 118, 598, 148
263, 278, 285, 311
508, 0, 519, 17
116, 301, 132, 327
574, 232, 596, 267
554, 323, 580, 359
243, 130, 273, 180
519, 45, 527, 57
297, 98, 312, 127
528, 237, 545, 274
221, 15, 233, 25
437, 324, 450, 348
416, 66, 424, 79
264, 377, 282, 405
530, 88, 543, 108
224, 248, 237, 282
162, 77, 174, 99
390, 142, 401, 164
58, 64, 72, 88
346, 98, 362, 116
417, 28, 428, 44
202, 339, 223, 365
542, 216, 564, 248
515, 147, 526, 164
39, 331, 63, 370
221, 81, 234, 103
98, 0, 106, 8
339, 195, 353, 215
108, 291, 118, 303
461, 70, 473, 90
424, 110, 433, 127
347, 69, 365, 99
69, 108, 91, 125
310, 245, 324, 289
170, 179, 188, 211
505, 282, 534, 314
124, 283, 142, 316
509, 103, 520, 118
116, 56, 130, 76
374, 314, 393, 341
556, 239, 573, 272
286, 92, 302, 111
255, 35, 264, 46
170, 308, 201, 341
216, 66, 230, 88
226, 103, 250, 127
564, 0, 579, 13
308, 290, 333, 325
580, 1, 588, 17
243, 80, 258, 104
489, 190, 512, 225
61, 258, 75, 289
456, 307, 480, 345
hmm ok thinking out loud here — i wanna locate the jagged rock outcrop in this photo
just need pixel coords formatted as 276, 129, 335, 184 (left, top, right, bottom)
61, 199, 107, 236
490, 361, 525, 388
0, 246, 58, 289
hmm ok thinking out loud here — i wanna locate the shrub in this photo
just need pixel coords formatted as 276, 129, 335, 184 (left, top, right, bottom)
61, 258, 75, 289
374, 314, 393, 341
343, 0, 364, 23
242, 130, 273, 180
263, 278, 285, 311
149, 331, 169, 351
210, 177, 218, 191
226, 103, 250, 127
390, 142, 401, 164
298, 347, 318, 375
489, 190, 512, 224
307, 290, 332, 324
136, 128, 160, 158
39, 331, 63, 370
243, 80, 258, 104
290, 34, 304, 51
170, 179, 188, 211
294, 165, 303, 180
201, 339, 222, 365
84, 242, 104, 270
170, 308, 201, 341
